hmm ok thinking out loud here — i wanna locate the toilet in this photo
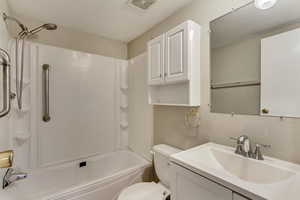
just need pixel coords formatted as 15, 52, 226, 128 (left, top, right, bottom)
117, 144, 181, 200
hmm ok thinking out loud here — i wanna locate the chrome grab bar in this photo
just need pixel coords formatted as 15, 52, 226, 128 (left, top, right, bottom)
0, 48, 11, 118
42, 64, 50, 122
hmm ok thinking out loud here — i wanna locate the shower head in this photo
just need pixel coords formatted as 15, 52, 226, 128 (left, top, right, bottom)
29, 23, 57, 35
43, 23, 58, 30
2, 13, 57, 37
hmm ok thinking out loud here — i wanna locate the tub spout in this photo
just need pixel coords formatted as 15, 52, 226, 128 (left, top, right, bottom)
2, 168, 27, 189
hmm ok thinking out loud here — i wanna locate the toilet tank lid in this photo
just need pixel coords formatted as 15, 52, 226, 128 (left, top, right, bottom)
152, 144, 181, 157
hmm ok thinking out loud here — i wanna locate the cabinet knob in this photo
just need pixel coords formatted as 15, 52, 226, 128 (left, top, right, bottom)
261, 108, 269, 114
164, 73, 167, 77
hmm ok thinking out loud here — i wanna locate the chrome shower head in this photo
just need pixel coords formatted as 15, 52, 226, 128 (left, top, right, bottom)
29, 23, 57, 35
43, 23, 58, 30
2, 13, 57, 37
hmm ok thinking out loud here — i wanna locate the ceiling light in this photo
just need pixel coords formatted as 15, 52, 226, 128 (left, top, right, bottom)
128, 0, 157, 10
255, 0, 278, 10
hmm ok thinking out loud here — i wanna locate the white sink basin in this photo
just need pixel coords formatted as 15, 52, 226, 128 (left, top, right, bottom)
171, 143, 300, 200
211, 148, 295, 184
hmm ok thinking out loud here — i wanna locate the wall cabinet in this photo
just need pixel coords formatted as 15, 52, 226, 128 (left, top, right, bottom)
171, 163, 252, 200
165, 22, 188, 83
147, 20, 201, 106
148, 35, 164, 85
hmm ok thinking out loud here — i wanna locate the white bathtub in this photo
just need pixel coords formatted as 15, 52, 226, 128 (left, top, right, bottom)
0, 151, 150, 200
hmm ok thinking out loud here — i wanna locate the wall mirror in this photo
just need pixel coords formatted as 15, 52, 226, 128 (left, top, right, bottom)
210, 0, 300, 118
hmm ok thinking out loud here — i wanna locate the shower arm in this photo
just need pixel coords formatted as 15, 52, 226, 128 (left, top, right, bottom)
2, 13, 28, 33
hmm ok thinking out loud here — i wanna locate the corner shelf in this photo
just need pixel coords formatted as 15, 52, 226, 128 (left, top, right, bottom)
120, 121, 128, 129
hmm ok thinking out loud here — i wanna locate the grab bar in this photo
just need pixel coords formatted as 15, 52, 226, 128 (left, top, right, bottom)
0, 48, 11, 118
42, 64, 51, 122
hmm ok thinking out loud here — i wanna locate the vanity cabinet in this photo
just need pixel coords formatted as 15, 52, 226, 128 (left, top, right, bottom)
147, 20, 201, 106
170, 163, 232, 200
171, 163, 252, 200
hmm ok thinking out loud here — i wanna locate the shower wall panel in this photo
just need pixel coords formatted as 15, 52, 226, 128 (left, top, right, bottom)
28, 43, 123, 167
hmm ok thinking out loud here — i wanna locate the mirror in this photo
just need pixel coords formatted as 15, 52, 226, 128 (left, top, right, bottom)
210, 0, 300, 118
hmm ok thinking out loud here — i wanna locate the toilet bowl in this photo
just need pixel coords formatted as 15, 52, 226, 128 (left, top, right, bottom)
117, 144, 181, 200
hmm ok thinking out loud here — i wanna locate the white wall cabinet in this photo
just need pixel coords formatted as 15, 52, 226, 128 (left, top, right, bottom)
171, 163, 252, 200
147, 20, 201, 106
148, 35, 164, 85
165, 22, 188, 83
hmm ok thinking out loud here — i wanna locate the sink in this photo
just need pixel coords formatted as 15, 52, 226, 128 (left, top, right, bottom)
170, 143, 300, 200
211, 148, 295, 184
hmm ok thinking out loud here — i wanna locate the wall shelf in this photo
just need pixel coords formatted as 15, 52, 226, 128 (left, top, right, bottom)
120, 121, 128, 129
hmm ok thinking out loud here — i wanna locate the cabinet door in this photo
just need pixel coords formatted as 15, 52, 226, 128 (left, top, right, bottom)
165, 22, 189, 83
171, 164, 232, 200
233, 193, 250, 200
261, 27, 300, 118
147, 35, 164, 85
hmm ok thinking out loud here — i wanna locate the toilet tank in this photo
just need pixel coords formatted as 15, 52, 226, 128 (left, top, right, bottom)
152, 144, 181, 188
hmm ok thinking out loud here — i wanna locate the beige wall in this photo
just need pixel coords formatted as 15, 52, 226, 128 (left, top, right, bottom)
128, 0, 300, 164
7, 15, 127, 59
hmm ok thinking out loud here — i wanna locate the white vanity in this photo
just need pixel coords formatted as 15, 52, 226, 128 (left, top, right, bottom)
170, 143, 300, 200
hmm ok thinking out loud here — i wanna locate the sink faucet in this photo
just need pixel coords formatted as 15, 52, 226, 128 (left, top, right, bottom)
2, 168, 27, 189
230, 135, 253, 158
230, 135, 271, 160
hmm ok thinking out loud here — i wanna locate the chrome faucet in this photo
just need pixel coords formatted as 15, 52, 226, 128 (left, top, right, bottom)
253, 143, 271, 160
230, 135, 271, 160
2, 168, 27, 189
230, 135, 253, 158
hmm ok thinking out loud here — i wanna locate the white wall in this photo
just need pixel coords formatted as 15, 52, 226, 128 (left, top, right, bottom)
128, 53, 153, 161
128, 0, 300, 164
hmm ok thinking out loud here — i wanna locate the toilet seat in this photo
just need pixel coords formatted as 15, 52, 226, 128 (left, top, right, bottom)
117, 182, 170, 200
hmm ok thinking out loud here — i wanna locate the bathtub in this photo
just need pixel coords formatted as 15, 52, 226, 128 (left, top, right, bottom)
0, 150, 151, 200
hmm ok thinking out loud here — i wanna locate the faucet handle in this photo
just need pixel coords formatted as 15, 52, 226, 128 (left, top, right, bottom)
254, 143, 271, 160
229, 137, 243, 155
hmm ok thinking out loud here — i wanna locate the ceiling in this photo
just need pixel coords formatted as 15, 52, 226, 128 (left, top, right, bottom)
8, 0, 194, 42
211, 0, 300, 48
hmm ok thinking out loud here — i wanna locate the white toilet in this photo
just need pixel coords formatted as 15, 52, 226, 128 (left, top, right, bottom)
117, 144, 181, 200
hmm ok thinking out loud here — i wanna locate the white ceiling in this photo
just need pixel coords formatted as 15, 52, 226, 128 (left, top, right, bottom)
8, 0, 194, 42
211, 0, 300, 48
